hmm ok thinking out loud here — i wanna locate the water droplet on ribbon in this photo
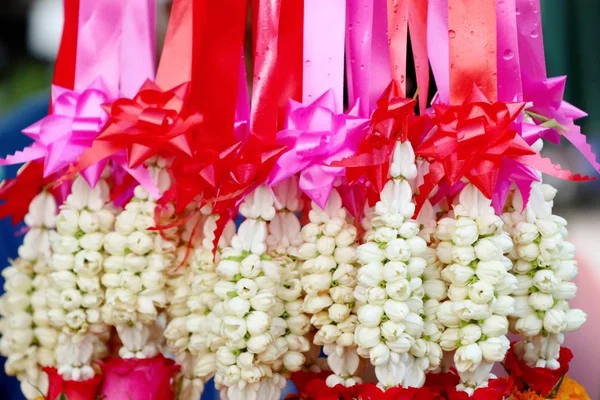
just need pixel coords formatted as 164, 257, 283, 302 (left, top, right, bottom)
360, 64, 365, 70
469, 30, 474, 36
449, 30, 456, 39
305, 60, 311, 66
531, 30, 539, 38
400, 75, 405, 83
516, 7, 521, 15
503, 49, 514, 60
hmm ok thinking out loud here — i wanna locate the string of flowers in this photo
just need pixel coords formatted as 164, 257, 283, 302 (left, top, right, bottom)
101, 157, 179, 360
164, 207, 236, 400
435, 183, 517, 395
353, 141, 441, 390
296, 187, 362, 388
213, 185, 287, 400
0, 190, 58, 398
267, 177, 312, 374
47, 171, 114, 381
503, 180, 586, 368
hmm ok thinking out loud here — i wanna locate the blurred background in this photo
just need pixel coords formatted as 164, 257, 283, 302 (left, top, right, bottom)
0, 0, 599, 399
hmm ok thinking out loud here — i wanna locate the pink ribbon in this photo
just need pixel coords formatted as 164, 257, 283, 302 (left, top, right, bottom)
427, 0, 449, 104
346, 0, 374, 118
269, 91, 368, 208
74, 0, 123, 97
516, 0, 600, 175
346, 0, 392, 118
120, 0, 156, 97
302, 0, 346, 111
496, 0, 522, 102
1, 0, 157, 195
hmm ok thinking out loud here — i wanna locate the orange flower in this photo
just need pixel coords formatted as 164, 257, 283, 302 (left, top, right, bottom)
512, 376, 590, 400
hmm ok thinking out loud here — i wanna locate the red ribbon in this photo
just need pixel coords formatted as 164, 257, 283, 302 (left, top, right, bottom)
387, 0, 409, 96
250, 0, 282, 141
74, 81, 200, 173
333, 81, 417, 196
0, 162, 48, 225
415, 87, 532, 210
190, 0, 248, 152
408, 0, 429, 114
52, 0, 80, 92
155, 0, 193, 90
448, 0, 498, 105
505, 344, 573, 397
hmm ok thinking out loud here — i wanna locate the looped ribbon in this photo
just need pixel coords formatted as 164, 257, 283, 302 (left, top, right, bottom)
515, 0, 600, 176
0, 0, 157, 221
333, 81, 419, 199
270, 91, 369, 210
1, 79, 110, 186
415, 86, 590, 215
74, 81, 200, 182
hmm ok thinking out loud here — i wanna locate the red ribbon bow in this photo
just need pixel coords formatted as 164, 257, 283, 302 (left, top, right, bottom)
75, 80, 200, 174
415, 86, 535, 213
335, 81, 419, 197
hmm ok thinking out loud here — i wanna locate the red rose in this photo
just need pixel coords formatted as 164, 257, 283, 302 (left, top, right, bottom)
290, 370, 333, 395
424, 370, 460, 396
44, 367, 103, 400
504, 344, 573, 396
446, 377, 512, 400
98, 355, 179, 400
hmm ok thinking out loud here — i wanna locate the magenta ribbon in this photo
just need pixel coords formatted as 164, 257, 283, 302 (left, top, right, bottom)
302, 0, 346, 111
270, 0, 368, 209
496, 0, 522, 102
516, 0, 600, 174
345, 0, 392, 118
0, 0, 157, 195
427, 0, 449, 104
269, 91, 368, 208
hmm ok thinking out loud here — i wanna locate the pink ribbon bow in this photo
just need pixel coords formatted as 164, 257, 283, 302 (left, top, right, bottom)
0, 79, 153, 196
269, 90, 368, 209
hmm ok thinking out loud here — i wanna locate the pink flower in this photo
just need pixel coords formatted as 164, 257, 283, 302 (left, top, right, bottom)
99, 355, 180, 400
44, 367, 103, 400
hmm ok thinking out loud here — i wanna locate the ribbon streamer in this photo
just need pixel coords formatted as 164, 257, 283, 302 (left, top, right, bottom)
427, 0, 449, 104
52, 0, 80, 93
250, 0, 283, 141
496, 0, 522, 102
387, 0, 409, 96
121, 0, 156, 96
448, 0, 498, 104
408, 0, 429, 114
275, 0, 304, 127
303, 0, 346, 111
191, 0, 248, 151
346, 0, 374, 118
74, 0, 124, 98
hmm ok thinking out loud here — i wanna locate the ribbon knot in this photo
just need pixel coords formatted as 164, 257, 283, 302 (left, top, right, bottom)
269, 90, 368, 209
76, 80, 200, 173
0, 78, 112, 186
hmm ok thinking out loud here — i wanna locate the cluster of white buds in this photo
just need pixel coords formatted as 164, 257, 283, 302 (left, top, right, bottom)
101, 158, 178, 359
164, 206, 235, 400
0, 191, 57, 398
48, 173, 114, 380
354, 141, 440, 389
503, 182, 586, 369
267, 177, 312, 374
417, 200, 450, 371
213, 185, 287, 400
435, 184, 517, 394
297, 187, 361, 387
